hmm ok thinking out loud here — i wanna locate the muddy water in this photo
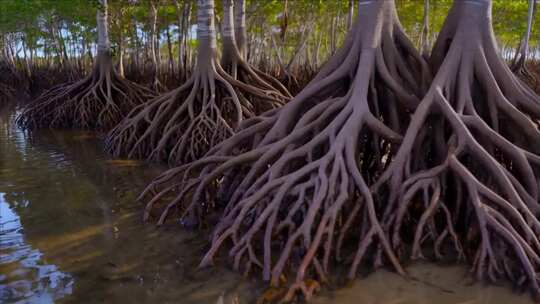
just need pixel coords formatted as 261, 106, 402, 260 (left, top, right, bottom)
0, 103, 535, 304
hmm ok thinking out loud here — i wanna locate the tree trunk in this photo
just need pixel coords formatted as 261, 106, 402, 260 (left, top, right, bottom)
118, 31, 125, 77
234, 0, 247, 59
117, 9, 126, 77
511, 0, 536, 75
197, 0, 217, 64
347, 0, 354, 30
419, 0, 430, 56
280, 0, 288, 42
174, 0, 187, 79
166, 25, 174, 76
149, 0, 161, 88
184, 1, 193, 70
132, 17, 140, 70
49, 22, 63, 65
221, 0, 237, 75
97, 0, 111, 57
58, 26, 70, 64
330, 16, 337, 55
21, 37, 31, 77
85, 40, 93, 65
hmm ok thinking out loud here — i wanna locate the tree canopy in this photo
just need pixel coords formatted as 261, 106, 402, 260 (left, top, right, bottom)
1, 0, 538, 65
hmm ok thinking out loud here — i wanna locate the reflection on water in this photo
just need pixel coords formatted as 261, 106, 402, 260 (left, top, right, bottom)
0, 194, 73, 303
0, 103, 256, 304
0, 101, 535, 304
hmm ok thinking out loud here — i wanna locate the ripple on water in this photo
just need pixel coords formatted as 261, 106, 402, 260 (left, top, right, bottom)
0, 194, 74, 303
1, 104, 537, 304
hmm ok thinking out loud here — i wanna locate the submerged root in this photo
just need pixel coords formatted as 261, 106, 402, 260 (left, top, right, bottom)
17, 53, 153, 130
375, 2, 540, 298
138, 1, 429, 301
106, 55, 290, 165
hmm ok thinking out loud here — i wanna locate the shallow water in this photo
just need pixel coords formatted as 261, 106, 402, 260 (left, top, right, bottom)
0, 103, 535, 304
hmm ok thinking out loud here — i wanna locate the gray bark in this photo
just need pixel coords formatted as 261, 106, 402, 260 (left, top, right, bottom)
97, 0, 111, 55
234, 0, 247, 59
522, 0, 535, 61
150, 0, 160, 83
347, 0, 354, 29
420, 0, 430, 55
197, 0, 217, 62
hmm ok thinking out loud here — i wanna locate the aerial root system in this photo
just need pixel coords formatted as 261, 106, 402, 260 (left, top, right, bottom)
18, 53, 153, 130
375, 3, 540, 297
0, 83, 15, 104
106, 54, 291, 165
139, 2, 430, 301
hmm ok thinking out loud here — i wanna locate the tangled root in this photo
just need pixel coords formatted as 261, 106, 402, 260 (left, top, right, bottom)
17, 52, 153, 130
512, 58, 537, 90
139, 1, 429, 301
374, 1, 540, 298
0, 61, 21, 104
0, 83, 15, 104
513, 62, 539, 94
106, 52, 291, 165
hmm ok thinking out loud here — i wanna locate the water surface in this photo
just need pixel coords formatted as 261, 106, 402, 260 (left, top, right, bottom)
0, 103, 535, 303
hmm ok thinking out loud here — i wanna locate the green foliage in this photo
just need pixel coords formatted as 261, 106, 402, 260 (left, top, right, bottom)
0, 0, 536, 61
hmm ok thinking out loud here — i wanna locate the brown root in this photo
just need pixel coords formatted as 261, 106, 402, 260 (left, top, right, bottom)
17, 52, 154, 130
138, 1, 429, 301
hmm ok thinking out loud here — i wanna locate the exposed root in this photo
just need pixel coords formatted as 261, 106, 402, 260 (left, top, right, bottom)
0, 83, 15, 104
0, 61, 21, 104
375, 1, 540, 297
512, 61, 538, 91
510, 0, 537, 88
106, 53, 291, 165
105, 0, 289, 165
17, 52, 153, 130
138, 1, 429, 301
220, 21, 291, 102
